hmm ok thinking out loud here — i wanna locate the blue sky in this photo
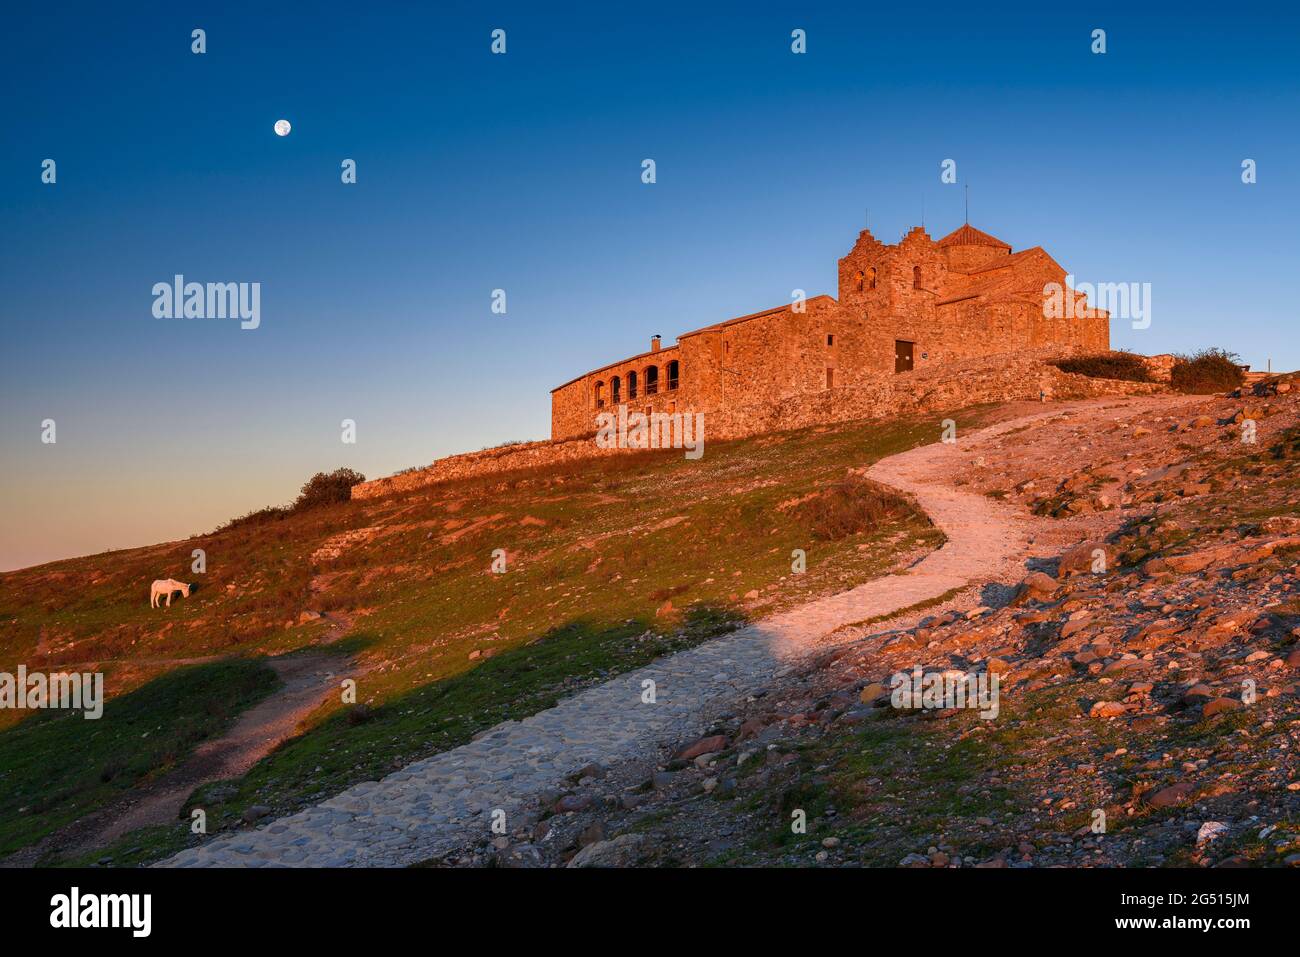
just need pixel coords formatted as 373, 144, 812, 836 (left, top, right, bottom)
2, 1, 1297, 570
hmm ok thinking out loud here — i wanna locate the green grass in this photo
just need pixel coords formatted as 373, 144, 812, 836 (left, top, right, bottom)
1, 405, 1005, 862
0, 659, 279, 857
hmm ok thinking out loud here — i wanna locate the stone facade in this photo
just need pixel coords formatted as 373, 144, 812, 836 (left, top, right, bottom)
550, 223, 1110, 440
352, 353, 1159, 500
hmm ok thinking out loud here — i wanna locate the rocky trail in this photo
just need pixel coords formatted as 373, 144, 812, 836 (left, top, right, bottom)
157, 395, 1211, 868
462, 385, 1300, 869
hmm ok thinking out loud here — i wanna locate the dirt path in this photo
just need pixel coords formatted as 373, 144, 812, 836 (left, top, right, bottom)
867, 399, 1181, 589
160, 395, 1210, 868
87, 653, 351, 848
2, 643, 357, 867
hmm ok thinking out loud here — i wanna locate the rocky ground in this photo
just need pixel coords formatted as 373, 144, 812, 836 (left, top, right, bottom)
430, 381, 1300, 868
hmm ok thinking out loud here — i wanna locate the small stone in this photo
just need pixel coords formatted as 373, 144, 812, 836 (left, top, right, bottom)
1196, 821, 1229, 846
1089, 700, 1127, 719
859, 681, 886, 703
674, 734, 728, 761
576, 822, 605, 848
1148, 782, 1196, 808
554, 794, 593, 814
1022, 571, 1059, 595
1202, 697, 1242, 718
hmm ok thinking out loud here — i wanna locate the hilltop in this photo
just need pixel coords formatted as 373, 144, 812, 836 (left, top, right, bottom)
4, 361, 1297, 869
0, 405, 962, 864
425, 379, 1300, 868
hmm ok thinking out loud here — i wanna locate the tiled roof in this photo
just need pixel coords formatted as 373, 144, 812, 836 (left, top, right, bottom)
936, 223, 1012, 249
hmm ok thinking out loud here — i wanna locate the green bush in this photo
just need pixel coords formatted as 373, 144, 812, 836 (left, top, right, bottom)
211, 468, 366, 534
1051, 352, 1154, 383
1170, 348, 1244, 394
293, 468, 367, 510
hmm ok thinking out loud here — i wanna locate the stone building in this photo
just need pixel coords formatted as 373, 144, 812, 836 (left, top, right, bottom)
550, 223, 1109, 440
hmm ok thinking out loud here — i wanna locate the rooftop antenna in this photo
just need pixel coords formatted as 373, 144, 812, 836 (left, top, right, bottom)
964, 183, 970, 224
921, 194, 925, 229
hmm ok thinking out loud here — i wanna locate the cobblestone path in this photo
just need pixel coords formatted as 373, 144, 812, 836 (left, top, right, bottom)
161, 403, 1114, 867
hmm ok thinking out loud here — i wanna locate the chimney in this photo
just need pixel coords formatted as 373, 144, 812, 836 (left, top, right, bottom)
651, 335, 662, 352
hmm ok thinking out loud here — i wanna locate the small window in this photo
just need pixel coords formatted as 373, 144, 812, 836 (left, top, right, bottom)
627, 370, 638, 399
912, 265, 922, 289
826, 334, 834, 346
868, 267, 877, 290
611, 376, 621, 403
854, 270, 864, 292
594, 380, 605, 409
667, 360, 679, 390
645, 365, 658, 396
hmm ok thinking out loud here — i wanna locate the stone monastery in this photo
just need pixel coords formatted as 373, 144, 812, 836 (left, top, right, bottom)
550, 223, 1110, 440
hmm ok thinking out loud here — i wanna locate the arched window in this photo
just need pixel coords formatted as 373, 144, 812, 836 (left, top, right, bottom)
644, 365, 659, 396
594, 380, 605, 409
666, 360, 679, 390
912, 266, 922, 289
627, 370, 638, 399
611, 376, 621, 403
855, 270, 864, 292
867, 267, 877, 289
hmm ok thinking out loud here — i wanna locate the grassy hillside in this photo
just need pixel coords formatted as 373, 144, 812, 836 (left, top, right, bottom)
0, 408, 995, 864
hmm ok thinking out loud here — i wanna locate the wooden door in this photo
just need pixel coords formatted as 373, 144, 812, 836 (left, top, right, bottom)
895, 340, 914, 373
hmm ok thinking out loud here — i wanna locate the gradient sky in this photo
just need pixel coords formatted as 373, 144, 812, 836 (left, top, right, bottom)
2, 1, 1298, 571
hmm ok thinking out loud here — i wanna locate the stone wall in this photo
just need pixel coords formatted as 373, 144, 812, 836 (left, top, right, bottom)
350, 438, 623, 500
697, 350, 1162, 441
1138, 353, 1177, 382
354, 353, 1165, 500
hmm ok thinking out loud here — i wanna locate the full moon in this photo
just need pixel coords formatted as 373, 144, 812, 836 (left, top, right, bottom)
274, 119, 291, 137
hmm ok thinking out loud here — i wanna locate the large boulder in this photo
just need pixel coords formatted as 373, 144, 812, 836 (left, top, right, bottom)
566, 834, 647, 868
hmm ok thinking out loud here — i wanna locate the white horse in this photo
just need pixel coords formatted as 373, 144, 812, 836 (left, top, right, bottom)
150, 579, 193, 608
